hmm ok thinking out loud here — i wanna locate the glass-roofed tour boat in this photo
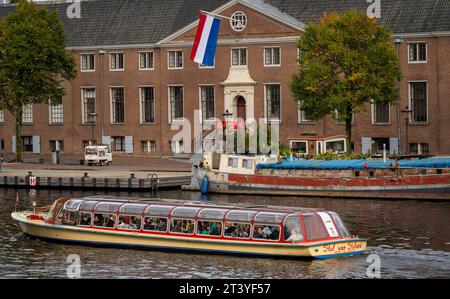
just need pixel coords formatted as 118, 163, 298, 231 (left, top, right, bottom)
11, 196, 367, 259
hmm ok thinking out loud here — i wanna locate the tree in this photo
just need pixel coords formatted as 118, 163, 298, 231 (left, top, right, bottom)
0, 0, 76, 161
290, 11, 401, 153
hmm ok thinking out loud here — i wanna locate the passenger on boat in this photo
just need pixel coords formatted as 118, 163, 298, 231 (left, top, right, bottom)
144, 218, 152, 230
156, 218, 167, 231
79, 214, 91, 226
271, 226, 280, 240
225, 223, 237, 236
285, 227, 303, 242
253, 227, 265, 239
130, 216, 141, 230
106, 215, 115, 228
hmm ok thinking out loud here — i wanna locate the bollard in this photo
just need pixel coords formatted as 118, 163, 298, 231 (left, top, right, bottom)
83, 172, 89, 178
130, 173, 135, 179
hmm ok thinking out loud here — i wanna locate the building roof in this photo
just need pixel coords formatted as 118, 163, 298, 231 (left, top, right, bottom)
0, 0, 449, 48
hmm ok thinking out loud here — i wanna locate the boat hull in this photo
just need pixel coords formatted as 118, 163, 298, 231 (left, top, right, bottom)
12, 212, 366, 259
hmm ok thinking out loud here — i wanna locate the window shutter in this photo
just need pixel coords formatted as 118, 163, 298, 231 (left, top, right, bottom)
389, 138, 399, 155
102, 136, 111, 147
12, 136, 16, 153
361, 137, 372, 155
125, 136, 133, 154
32, 136, 41, 154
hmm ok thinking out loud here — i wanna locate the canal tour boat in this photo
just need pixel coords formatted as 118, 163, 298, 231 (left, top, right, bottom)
11, 196, 367, 259
194, 153, 450, 199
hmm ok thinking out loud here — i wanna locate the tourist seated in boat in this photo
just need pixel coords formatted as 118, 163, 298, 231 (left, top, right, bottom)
285, 227, 303, 242
94, 213, 116, 228
79, 213, 91, 226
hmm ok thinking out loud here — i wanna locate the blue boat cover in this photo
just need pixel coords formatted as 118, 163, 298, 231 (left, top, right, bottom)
256, 157, 450, 170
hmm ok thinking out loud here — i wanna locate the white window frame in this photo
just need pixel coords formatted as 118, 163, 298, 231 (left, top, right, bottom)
49, 102, 64, 124
139, 51, 155, 70
263, 47, 281, 67
139, 86, 155, 124
80, 53, 96, 72
109, 52, 125, 71
289, 140, 309, 155
110, 86, 125, 124
167, 50, 183, 70
371, 101, 390, 125
81, 87, 96, 124
324, 138, 347, 153
0, 110, 4, 123
297, 104, 316, 124
141, 140, 157, 153
407, 42, 428, 64
22, 104, 33, 124
198, 85, 215, 124
168, 85, 184, 124
264, 83, 282, 123
231, 48, 247, 67
408, 80, 428, 124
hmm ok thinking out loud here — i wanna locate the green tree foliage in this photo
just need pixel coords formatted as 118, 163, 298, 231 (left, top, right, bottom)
0, 0, 76, 161
290, 11, 401, 153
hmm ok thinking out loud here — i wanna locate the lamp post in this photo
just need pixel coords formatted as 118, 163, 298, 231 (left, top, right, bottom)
89, 112, 97, 145
394, 37, 403, 154
401, 106, 412, 154
98, 48, 105, 142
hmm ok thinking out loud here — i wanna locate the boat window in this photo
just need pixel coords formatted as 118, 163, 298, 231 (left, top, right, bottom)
62, 211, 77, 225
227, 157, 238, 168
119, 204, 147, 215
170, 219, 195, 234
224, 222, 251, 239
283, 215, 303, 242
78, 201, 98, 212
242, 159, 253, 169
78, 212, 92, 226
145, 205, 173, 217
94, 202, 122, 213
118, 215, 141, 230
64, 199, 83, 211
302, 213, 328, 240
93, 213, 116, 228
171, 207, 201, 219
253, 225, 280, 241
329, 212, 350, 237
197, 221, 222, 236
254, 212, 286, 224
197, 208, 227, 220
226, 210, 257, 222
143, 217, 168, 232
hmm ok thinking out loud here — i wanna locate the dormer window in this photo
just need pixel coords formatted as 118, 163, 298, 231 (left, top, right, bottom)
230, 11, 247, 32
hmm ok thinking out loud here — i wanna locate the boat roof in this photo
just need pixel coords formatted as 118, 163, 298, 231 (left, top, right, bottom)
257, 157, 450, 170
68, 196, 325, 215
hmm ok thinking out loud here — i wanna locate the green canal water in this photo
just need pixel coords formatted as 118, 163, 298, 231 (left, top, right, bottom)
1, 188, 449, 278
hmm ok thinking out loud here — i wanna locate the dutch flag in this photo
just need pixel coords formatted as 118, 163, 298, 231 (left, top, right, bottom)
190, 13, 221, 67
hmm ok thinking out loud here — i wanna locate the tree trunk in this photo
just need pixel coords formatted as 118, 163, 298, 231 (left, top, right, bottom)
15, 108, 23, 163
345, 104, 352, 153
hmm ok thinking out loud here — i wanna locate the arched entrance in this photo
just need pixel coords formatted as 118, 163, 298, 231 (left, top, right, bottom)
236, 96, 246, 121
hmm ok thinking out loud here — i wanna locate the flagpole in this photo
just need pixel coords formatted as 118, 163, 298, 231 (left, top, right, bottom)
200, 10, 232, 20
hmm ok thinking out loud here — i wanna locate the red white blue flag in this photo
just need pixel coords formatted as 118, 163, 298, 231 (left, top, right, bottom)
190, 13, 221, 67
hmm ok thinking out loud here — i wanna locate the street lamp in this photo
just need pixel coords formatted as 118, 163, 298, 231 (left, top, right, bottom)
401, 106, 412, 154
394, 37, 403, 154
98, 48, 105, 142
89, 112, 97, 145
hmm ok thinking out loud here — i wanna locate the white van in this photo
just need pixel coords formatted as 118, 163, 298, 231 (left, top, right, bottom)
84, 145, 112, 166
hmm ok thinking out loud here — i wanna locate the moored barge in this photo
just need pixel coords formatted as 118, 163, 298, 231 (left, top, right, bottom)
11, 196, 366, 259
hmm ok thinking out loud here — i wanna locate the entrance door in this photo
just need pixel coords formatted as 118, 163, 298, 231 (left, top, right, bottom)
236, 96, 246, 121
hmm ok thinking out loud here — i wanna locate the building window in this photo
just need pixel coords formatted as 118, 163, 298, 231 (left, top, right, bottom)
372, 138, 390, 154
409, 143, 429, 155
325, 140, 345, 153
82, 88, 96, 124
291, 141, 307, 154
49, 140, 64, 152
409, 82, 427, 123
0, 110, 4, 123
264, 48, 280, 66
200, 86, 215, 122
111, 136, 125, 152
231, 48, 247, 66
141, 140, 157, 153
298, 106, 314, 123
22, 136, 33, 152
140, 87, 155, 123
81, 54, 95, 71
372, 102, 390, 124
111, 87, 125, 123
265, 84, 281, 121
22, 104, 33, 123
408, 43, 427, 63
139, 52, 154, 70
169, 86, 183, 122
230, 11, 247, 32
110, 53, 124, 70
168, 51, 183, 69
50, 101, 64, 124
0, 139, 4, 152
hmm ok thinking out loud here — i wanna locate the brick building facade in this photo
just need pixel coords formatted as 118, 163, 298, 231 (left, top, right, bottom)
0, 0, 449, 158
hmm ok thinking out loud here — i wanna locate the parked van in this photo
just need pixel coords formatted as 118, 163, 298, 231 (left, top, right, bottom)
84, 145, 112, 166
